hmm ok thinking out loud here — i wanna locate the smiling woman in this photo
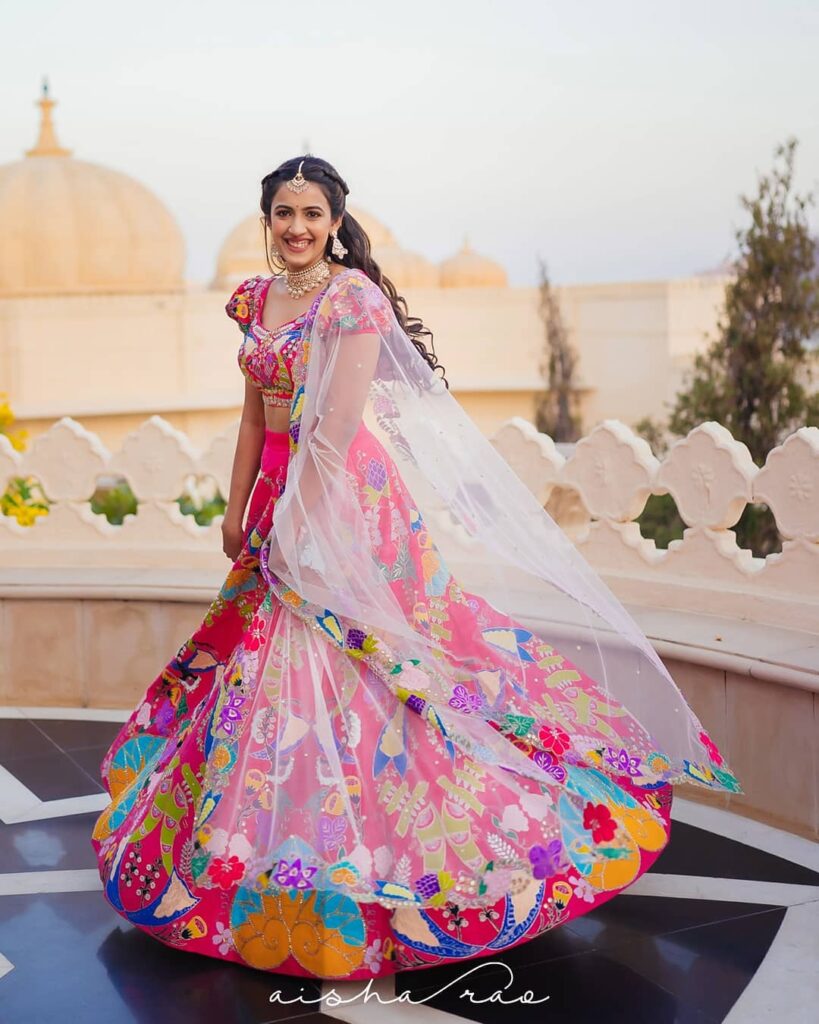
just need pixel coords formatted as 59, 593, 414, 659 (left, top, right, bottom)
91, 153, 739, 985
253, 158, 444, 435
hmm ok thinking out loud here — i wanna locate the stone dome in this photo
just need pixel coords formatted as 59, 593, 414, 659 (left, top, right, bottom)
212, 212, 267, 291
0, 89, 185, 298
348, 205, 440, 287
440, 238, 508, 288
347, 204, 396, 249
213, 202, 437, 291
370, 245, 440, 289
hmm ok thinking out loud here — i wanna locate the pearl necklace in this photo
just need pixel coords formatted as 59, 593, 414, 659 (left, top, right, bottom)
284, 255, 331, 299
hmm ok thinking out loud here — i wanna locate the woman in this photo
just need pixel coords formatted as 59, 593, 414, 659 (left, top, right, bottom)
91, 156, 740, 980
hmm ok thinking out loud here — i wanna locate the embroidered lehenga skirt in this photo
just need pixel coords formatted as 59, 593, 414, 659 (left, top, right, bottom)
88, 421, 703, 981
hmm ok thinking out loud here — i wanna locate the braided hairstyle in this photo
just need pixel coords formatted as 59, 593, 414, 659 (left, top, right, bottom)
260, 155, 448, 388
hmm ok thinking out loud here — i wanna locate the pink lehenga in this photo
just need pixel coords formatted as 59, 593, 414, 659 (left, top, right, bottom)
91, 268, 741, 980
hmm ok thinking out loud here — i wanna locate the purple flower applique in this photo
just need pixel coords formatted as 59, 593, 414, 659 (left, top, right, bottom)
218, 690, 246, 736
346, 628, 366, 651
528, 839, 565, 880
366, 458, 387, 491
448, 684, 483, 714
153, 698, 175, 735
533, 749, 568, 783
605, 746, 642, 777
272, 857, 318, 890
406, 694, 427, 715
318, 814, 348, 852
414, 873, 441, 899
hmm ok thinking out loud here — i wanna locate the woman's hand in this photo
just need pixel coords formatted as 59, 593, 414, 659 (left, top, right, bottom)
221, 510, 245, 562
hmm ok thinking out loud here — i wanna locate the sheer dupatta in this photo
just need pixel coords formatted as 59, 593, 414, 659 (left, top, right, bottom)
260, 268, 740, 795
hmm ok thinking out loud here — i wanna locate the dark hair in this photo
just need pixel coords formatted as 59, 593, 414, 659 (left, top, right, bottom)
260, 154, 448, 388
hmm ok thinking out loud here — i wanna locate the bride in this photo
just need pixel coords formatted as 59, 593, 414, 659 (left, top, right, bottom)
91, 155, 740, 980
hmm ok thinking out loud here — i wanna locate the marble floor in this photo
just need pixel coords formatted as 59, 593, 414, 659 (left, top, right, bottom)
0, 706, 817, 1024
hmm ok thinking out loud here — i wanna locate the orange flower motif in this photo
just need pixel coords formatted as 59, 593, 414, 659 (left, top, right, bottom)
329, 866, 358, 886
211, 744, 231, 771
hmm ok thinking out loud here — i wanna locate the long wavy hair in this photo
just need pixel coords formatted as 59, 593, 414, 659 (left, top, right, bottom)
260, 155, 448, 388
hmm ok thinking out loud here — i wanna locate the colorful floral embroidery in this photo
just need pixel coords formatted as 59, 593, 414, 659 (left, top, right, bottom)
92, 266, 739, 984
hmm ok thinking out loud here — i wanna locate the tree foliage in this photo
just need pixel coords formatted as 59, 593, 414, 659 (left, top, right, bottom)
668, 138, 819, 464
533, 258, 582, 441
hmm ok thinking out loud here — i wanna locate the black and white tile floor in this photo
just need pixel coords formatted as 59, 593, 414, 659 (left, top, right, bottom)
0, 707, 817, 1024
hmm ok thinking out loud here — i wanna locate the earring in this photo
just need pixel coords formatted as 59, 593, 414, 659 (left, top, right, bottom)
261, 217, 285, 272
331, 231, 348, 260
268, 242, 287, 273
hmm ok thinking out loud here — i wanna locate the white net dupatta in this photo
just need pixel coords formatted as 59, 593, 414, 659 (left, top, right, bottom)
261, 268, 740, 796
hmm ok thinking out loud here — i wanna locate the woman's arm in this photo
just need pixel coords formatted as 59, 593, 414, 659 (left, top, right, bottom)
294, 329, 381, 518
222, 380, 265, 557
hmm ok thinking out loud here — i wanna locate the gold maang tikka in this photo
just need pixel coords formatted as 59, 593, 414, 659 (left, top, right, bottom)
286, 160, 308, 194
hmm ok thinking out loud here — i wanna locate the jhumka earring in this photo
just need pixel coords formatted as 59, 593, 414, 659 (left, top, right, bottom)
330, 231, 348, 260
261, 217, 285, 272
286, 160, 308, 194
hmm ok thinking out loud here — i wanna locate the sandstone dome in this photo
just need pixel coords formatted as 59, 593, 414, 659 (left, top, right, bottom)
212, 212, 268, 291
369, 244, 440, 289
440, 238, 508, 288
214, 203, 439, 291
0, 89, 185, 298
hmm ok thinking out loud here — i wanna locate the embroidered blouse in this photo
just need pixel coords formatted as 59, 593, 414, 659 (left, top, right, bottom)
225, 275, 321, 408
225, 271, 389, 408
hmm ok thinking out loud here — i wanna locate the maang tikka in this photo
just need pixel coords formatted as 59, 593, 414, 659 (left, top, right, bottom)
286, 160, 308, 194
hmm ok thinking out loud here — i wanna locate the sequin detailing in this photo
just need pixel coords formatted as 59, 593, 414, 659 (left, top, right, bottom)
225, 276, 328, 407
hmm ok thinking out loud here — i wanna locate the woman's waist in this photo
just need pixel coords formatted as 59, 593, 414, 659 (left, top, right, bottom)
263, 426, 290, 446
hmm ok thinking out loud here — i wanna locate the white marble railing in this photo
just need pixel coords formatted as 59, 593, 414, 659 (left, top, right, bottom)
493, 418, 819, 635
1, 415, 818, 635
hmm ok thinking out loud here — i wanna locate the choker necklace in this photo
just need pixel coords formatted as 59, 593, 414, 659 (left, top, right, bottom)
284, 255, 331, 299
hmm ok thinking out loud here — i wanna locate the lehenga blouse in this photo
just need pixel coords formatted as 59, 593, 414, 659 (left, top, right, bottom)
226, 275, 321, 408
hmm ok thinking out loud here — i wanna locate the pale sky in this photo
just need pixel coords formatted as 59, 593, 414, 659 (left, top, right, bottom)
1, 0, 817, 287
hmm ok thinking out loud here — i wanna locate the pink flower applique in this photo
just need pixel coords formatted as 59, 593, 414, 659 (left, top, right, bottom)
699, 730, 724, 766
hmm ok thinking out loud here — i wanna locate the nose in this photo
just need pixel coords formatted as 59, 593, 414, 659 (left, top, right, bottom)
287, 213, 312, 237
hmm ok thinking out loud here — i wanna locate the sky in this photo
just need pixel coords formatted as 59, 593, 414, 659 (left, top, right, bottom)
1, 0, 817, 287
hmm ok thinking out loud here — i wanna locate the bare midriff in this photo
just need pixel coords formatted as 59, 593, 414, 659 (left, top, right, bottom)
264, 405, 290, 433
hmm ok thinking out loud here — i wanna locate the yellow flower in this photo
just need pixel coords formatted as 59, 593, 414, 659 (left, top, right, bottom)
438, 870, 455, 891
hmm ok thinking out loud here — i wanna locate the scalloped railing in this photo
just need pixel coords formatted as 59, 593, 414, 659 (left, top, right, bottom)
2, 414, 816, 632
492, 417, 819, 634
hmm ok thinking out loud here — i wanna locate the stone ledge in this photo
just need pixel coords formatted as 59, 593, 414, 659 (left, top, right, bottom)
1, 567, 817, 693
629, 606, 819, 694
